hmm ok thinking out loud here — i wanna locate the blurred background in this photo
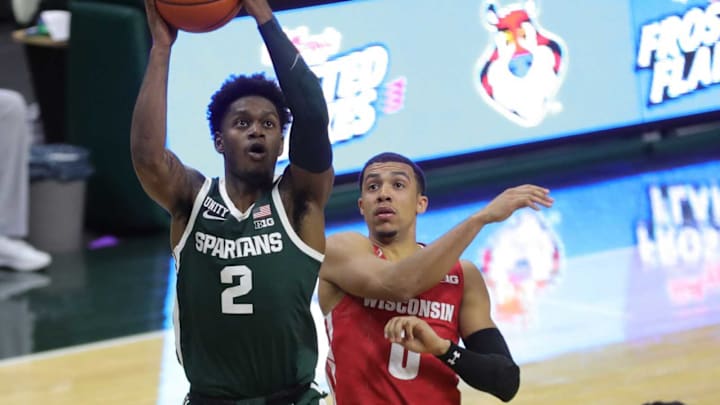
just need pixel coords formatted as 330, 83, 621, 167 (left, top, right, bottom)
0, 0, 718, 404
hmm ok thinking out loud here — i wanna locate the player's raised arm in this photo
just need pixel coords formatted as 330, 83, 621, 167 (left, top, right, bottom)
131, 0, 203, 216
320, 185, 553, 303
244, 0, 333, 205
320, 217, 488, 303
319, 208, 494, 303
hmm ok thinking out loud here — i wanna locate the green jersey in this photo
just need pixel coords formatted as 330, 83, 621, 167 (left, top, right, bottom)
172, 177, 323, 399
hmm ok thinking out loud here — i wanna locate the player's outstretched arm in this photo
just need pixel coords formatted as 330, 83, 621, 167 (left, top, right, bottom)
245, 0, 333, 205
320, 185, 553, 302
385, 261, 520, 402
131, 0, 202, 216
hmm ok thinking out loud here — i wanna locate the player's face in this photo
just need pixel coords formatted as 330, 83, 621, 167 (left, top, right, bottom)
358, 162, 428, 241
215, 96, 284, 185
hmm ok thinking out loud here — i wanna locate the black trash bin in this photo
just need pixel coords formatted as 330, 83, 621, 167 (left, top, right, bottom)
28, 144, 93, 252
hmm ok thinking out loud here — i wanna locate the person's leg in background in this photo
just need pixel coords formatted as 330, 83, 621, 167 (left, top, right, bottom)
0, 88, 51, 271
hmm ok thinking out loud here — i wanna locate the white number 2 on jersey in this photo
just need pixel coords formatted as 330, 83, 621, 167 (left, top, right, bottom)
388, 342, 420, 380
220, 265, 253, 314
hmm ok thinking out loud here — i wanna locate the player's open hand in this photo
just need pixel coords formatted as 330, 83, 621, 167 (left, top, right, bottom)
384, 316, 450, 356
144, 0, 177, 47
478, 184, 554, 223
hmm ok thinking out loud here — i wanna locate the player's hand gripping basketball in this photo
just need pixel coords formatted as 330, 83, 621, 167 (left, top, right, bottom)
144, 0, 178, 47
477, 184, 554, 224
384, 316, 451, 356
243, 0, 273, 24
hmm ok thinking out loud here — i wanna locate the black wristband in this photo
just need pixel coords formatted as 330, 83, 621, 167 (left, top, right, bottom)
436, 340, 464, 366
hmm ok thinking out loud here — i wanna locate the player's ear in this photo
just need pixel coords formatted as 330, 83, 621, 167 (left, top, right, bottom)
416, 194, 428, 215
358, 197, 365, 216
214, 132, 224, 153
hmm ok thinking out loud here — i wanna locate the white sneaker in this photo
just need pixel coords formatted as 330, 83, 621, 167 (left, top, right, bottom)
0, 236, 52, 272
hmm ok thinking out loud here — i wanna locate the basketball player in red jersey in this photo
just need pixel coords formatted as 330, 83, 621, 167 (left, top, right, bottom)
318, 152, 554, 404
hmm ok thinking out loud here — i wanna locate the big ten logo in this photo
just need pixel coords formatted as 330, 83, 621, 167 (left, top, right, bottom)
474, 0, 567, 127
478, 210, 563, 324
635, 183, 720, 304
261, 25, 407, 161
253, 217, 274, 230
636, 1, 720, 106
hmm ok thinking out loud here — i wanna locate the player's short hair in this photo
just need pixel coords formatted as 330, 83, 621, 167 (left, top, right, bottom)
359, 152, 426, 195
207, 73, 292, 140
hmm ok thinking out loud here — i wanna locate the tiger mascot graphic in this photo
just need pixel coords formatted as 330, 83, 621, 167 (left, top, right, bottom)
475, 0, 567, 127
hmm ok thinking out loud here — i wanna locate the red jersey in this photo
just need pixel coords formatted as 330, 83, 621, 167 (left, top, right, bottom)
325, 246, 464, 405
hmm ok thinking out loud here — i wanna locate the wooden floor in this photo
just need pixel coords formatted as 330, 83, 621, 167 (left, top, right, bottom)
1, 325, 717, 405
461, 324, 720, 405
0, 333, 166, 405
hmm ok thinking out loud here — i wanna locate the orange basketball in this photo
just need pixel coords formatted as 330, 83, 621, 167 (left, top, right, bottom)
156, 0, 243, 33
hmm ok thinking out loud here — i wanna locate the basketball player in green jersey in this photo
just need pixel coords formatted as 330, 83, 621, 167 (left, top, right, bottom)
131, 0, 333, 403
